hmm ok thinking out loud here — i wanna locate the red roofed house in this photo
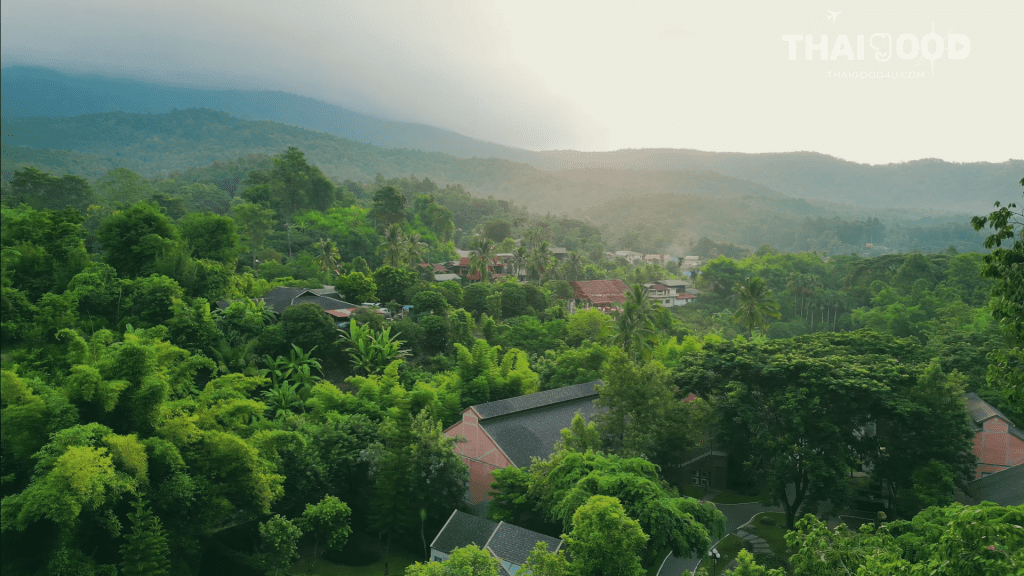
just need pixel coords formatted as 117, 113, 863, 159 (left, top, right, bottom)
454, 257, 506, 282
964, 392, 1024, 479
570, 279, 630, 313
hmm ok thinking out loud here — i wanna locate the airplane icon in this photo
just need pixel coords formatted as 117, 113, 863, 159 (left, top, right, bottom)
827, 11, 841, 23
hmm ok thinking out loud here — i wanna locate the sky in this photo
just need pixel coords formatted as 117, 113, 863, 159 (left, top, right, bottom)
2, 0, 1021, 164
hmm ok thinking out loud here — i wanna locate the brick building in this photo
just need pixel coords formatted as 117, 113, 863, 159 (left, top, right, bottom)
964, 392, 1024, 479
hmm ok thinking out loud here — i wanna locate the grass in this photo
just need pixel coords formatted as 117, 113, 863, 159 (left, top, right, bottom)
289, 546, 422, 576
711, 490, 769, 505
694, 512, 792, 576
695, 534, 743, 576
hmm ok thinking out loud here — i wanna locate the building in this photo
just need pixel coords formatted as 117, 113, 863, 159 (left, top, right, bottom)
430, 510, 563, 576
453, 256, 507, 282
443, 382, 603, 505
569, 279, 630, 313
964, 392, 1024, 479
613, 250, 643, 263
434, 273, 464, 284
642, 280, 697, 307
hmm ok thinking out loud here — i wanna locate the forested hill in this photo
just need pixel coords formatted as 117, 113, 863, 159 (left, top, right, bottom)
538, 149, 1023, 214
4, 66, 1019, 215
0, 108, 787, 216
1, 65, 535, 164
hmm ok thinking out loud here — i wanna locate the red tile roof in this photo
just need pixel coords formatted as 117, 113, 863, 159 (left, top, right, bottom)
571, 280, 630, 304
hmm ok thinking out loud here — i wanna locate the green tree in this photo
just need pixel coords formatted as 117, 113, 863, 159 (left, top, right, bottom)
233, 202, 276, 270
370, 186, 408, 228
9, 167, 96, 211
379, 223, 407, 268
405, 545, 500, 576
335, 271, 378, 303
338, 320, 410, 375
562, 495, 648, 576
96, 167, 155, 206
518, 542, 571, 576
241, 147, 335, 220
610, 285, 657, 360
259, 515, 302, 576
566, 309, 614, 346
373, 266, 417, 305
470, 237, 497, 283
299, 495, 353, 567
97, 202, 180, 279
732, 276, 781, 337
971, 180, 1024, 409
315, 238, 341, 276
120, 497, 171, 576
179, 212, 240, 264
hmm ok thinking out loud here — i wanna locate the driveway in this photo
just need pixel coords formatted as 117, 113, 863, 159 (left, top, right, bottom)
656, 502, 782, 576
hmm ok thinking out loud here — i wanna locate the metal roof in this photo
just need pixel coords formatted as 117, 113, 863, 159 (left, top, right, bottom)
431, 511, 562, 565
964, 392, 1016, 426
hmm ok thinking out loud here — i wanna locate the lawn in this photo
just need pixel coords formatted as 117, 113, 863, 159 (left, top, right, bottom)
694, 512, 791, 575
711, 491, 769, 505
288, 544, 422, 576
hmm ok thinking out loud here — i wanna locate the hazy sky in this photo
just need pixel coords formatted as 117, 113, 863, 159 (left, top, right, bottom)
2, 0, 1021, 164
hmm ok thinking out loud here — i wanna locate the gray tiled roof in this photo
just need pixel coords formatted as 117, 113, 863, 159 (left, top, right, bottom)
473, 381, 601, 419
430, 511, 498, 554
480, 395, 604, 468
259, 287, 355, 314
964, 392, 1016, 426
968, 465, 1024, 506
487, 522, 562, 565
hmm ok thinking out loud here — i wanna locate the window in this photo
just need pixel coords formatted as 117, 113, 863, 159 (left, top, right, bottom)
691, 470, 709, 486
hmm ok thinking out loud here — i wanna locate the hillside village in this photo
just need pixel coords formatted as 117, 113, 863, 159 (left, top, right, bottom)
1, 140, 1021, 576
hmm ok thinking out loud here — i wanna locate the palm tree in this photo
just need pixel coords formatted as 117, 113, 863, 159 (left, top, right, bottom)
610, 284, 658, 360
732, 277, 781, 337
565, 251, 585, 282
529, 241, 554, 282
378, 223, 407, 268
405, 232, 429, 266
315, 238, 341, 276
470, 237, 497, 283
509, 245, 529, 280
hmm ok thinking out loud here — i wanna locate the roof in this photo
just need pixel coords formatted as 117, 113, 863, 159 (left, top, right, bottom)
549, 247, 568, 254
487, 522, 562, 565
431, 511, 562, 565
259, 287, 349, 313
571, 280, 629, 305
430, 511, 498, 554
677, 293, 698, 299
473, 381, 600, 419
476, 382, 604, 467
964, 393, 1016, 426
967, 465, 1024, 506
435, 273, 462, 282
657, 279, 689, 287
646, 283, 671, 291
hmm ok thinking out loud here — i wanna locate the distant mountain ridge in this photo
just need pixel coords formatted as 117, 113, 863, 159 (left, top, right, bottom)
2, 65, 1020, 215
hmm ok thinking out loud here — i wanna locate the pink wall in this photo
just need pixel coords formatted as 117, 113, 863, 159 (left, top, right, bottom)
445, 409, 515, 503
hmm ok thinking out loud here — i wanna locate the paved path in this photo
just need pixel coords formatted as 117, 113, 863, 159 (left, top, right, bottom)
656, 502, 781, 576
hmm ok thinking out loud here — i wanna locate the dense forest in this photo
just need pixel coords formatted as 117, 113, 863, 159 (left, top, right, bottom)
0, 107, 998, 257
1, 146, 1021, 576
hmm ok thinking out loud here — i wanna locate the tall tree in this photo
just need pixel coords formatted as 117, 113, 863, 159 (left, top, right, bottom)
379, 223, 407, 268
610, 285, 657, 360
971, 179, 1024, 409
470, 237, 497, 283
370, 186, 408, 228
563, 495, 648, 576
120, 497, 171, 576
97, 201, 180, 279
232, 202, 276, 271
732, 276, 781, 337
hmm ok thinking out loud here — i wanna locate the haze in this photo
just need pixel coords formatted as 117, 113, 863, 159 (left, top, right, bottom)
2, 0, 1021, 164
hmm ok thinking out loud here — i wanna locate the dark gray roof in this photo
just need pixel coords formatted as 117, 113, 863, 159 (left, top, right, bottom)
430, 511, 498, 554
480, 394, 604, 468
487, 522, 562, 566
968, 465, 1024, 506
964, 393, 1016, 426
259, 287, 355, 314
473, 381, 601, 419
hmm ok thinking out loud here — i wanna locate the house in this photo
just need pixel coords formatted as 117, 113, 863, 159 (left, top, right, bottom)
430, 510, 563, 576
964, 392, 1024, 479
966, 464, 1024, 506
258, 286, 357, 315
454, 256, 507, 282
570, 280, 630, 313
643, 283, 676, 307
614, 250, 643, 263
444, 381, 604, 504
549, 246, 568, 260
434, 273, 464, 284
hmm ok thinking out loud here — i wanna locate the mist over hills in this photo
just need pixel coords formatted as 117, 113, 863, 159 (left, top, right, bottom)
2, 65, 1019, 217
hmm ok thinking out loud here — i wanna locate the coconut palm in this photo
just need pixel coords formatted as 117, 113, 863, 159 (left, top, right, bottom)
732, 277, 781, 337
405, 232, 429, 266
315, 238, 341, 275
565, 251, 585, 282
509, 245, 530, 280
610, 284, 658, 360
529, 241, 555, 281
470, 237, 497, 283
377, 223, 407, 267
